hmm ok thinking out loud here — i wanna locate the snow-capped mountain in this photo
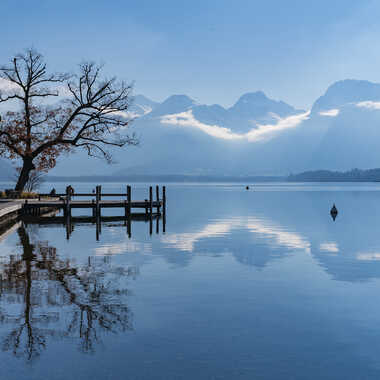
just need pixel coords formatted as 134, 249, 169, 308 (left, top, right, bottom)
311, 79, 380, 114
129, 95, 159, 117
47, 79, 380, 176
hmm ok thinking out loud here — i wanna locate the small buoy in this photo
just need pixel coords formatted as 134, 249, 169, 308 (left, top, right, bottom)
246, 186, 249, 190
330, 204, 338, 221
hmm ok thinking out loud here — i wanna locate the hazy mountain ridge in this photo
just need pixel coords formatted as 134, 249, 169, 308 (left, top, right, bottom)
27, 79, 380, 176
140, 91, 304, 134
311, 79, 380, 114
288, 168, 380, 182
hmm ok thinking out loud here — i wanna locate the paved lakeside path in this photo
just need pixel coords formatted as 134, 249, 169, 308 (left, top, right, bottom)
0, 201, 23, 219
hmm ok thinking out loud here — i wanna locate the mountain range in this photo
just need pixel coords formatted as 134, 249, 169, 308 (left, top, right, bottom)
3, 78, 380, 178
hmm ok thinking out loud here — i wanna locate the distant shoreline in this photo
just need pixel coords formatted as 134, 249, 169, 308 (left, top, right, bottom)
2, 168, 380, 183
43, 175, 286, 183
40, 168, 380, 182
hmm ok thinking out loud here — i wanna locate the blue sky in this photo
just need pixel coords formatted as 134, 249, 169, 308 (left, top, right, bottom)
1, 0, 380, 109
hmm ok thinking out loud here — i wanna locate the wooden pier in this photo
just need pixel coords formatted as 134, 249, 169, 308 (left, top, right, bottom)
0, 185, 167, 241
25, 185, 166, 219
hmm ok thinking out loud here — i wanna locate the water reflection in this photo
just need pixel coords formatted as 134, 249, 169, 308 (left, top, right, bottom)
0, 225, 136, 362
160, 210, 380, 281
3, 185, 380, 379
23, 214, 164, 241
319, 242, 339, 253
19, 205, 380, 283
161, 216, 310, 268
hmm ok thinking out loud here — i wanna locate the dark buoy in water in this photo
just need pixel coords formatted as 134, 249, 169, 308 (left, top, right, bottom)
246, 186, 249, 190
330, 204, 338, 221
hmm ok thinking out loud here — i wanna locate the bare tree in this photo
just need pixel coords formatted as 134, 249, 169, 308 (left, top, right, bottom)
0, 49, 138, 191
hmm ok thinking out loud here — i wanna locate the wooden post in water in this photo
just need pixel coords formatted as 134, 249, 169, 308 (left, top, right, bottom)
96, 185, 100, 218
95, 185, 101, 240
92, 199, 96, 220
64, 186, 68, 217
126, 185, 132, 238
149, 186, 153, 235
149, 186, 153, 218
96, 218, 100, 241
156, 185, 160, 214
127, 217, 131, 238
66, 219, 70, 240
162, 186, 166, 233
127, 185, 131, 216
65, 186, 71, 219
65, 186, 72, 240
163, 186, 166, 216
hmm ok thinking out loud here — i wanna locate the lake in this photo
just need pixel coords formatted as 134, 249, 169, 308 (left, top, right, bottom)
1, 182, 380, 379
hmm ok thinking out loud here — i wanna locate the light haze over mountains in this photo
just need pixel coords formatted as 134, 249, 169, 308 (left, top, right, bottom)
3, 79, 380, 178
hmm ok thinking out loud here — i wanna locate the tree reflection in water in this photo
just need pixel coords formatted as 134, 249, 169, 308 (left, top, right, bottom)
0, 225, 136, 361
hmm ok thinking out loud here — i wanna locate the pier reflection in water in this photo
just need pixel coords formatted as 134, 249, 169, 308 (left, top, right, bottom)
0, 224, 136, 361
22, 213, 165, 241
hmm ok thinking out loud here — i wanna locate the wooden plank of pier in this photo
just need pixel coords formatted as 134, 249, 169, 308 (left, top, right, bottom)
22, 200, 163, 209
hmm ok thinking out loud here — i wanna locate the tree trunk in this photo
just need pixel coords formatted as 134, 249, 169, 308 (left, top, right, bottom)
15, 158, 35, 192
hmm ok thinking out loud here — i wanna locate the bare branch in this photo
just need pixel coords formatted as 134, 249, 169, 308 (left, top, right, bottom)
0, 49, 137, 191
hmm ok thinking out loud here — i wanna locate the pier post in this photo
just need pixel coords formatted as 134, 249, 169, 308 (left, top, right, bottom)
127, 217, 131, 238
126, 185, 132, 238
149, 186, 153, 218
96, 185, 101, 218
65, 186, 72, 241
127, 185, 131, 216
163, 186, 166, 216
96, 217, 100, 241
65, 186, 71, 219
95, 186, 101, 241
156, 185, 160, 214
92, 199, 96, 220
66, 220, 70, 240
149, 186, 153, 235
163, 186, 166, 233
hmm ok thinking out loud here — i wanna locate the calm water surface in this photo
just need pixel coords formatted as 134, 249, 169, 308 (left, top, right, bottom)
1, 182, 380, 379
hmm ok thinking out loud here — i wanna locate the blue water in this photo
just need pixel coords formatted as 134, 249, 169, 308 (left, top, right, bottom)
1, 182, 380, 379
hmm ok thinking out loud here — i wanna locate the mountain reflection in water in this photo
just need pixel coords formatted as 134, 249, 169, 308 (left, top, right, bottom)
0, 225, 136, 361
2, 184, 380, 379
